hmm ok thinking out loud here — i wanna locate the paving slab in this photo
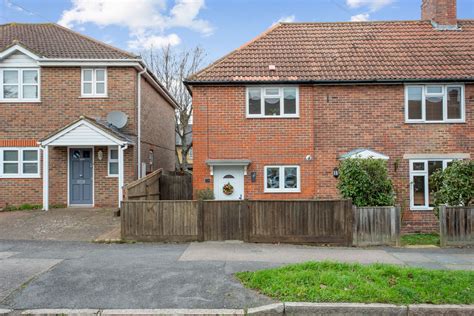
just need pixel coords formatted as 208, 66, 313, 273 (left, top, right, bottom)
179, 242, 405, 265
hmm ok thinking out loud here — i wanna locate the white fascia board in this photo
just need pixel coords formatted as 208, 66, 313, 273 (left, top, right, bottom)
403, 153, 470, 160
41, 119, 127, 146
0, 44, 42, 60
38, 60, 142, 67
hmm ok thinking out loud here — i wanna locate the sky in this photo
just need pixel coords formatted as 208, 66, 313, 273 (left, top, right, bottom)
1, 0, 473, 63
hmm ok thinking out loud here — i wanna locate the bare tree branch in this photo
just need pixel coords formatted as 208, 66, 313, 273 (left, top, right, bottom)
141, 45, 206, 172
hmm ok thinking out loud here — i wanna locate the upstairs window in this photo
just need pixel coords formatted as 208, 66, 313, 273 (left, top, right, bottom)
247, 87, 298, 118
0, 148, 40, 178
0, 69, 40, 102
405, 85, 464, 123
82, 68, 107, 97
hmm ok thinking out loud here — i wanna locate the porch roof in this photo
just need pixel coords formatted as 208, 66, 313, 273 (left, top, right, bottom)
206, 159, 251, 166
39, 116, 133, 147
339, 148, 389, 160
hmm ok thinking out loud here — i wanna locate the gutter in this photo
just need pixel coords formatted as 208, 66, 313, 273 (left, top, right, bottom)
184, 77, 474, 86
137, 67, 147, 179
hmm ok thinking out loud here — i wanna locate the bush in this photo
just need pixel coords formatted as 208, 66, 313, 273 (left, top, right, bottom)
337, 158, 395, 207
196, 188, 215, 200
430, 160, 474, 217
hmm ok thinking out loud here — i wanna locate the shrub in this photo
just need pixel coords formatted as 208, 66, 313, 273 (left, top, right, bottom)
430, 160, 474, 217
196, 188, 215, 200
337, 158, 395, 207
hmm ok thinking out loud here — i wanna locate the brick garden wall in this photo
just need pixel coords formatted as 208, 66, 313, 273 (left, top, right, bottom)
192, 83, 473, 233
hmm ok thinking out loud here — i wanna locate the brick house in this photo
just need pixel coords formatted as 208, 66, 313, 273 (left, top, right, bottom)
0, 23, 176, 210
185, 0, 473, 233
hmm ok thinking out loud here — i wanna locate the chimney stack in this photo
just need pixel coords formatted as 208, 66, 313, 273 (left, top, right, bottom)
421, 0, 457, 27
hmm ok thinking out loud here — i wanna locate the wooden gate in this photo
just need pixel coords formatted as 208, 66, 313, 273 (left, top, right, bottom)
201, 201, 244, 240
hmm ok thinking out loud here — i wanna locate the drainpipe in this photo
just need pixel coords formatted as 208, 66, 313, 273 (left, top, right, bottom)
137, 67, 147, 178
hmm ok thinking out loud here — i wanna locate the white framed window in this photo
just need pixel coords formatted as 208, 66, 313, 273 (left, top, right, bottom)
188, 148, 193, 160
409, 159, 455, 210
246, 87, 299, 118
0, 147, 40, 178
81, 68, 107, 97
264, 165, 300, 193
0, 68, 40, 102
108, 146, 118, 177
405, 84, 465, 123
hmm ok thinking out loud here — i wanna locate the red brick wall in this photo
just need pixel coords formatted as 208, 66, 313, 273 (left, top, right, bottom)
192, 83, 473, 233
0, 66, 173, 208
421, 0, 457, 25
140, 77, 176, 173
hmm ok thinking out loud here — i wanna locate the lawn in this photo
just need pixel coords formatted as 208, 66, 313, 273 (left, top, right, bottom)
235, 261, 474, 305
401, 233, 440, 246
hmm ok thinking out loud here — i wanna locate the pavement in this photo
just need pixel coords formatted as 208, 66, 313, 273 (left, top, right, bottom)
0, 208, 120, 241
0, 240, 473, 310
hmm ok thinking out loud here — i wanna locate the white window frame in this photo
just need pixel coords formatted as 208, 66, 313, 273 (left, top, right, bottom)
0, 68, 40, 102
409, 159, 454, 210
246, 86, 299, 118
0, 147, 40, 178
264, 165, 301, 193
405, 84, 465, 123
81, 68, 107, 97
107, 146, 119, 177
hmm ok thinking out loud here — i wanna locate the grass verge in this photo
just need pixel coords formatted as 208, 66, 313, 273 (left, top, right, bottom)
401, 233, 439, 246
235, 261, 474, 305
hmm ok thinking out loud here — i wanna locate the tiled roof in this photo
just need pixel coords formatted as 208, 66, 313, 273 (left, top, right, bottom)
187, 20, 474, 83
0, 23, 137, 59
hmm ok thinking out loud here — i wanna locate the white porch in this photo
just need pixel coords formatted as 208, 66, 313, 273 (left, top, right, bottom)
39, 117, 132, 210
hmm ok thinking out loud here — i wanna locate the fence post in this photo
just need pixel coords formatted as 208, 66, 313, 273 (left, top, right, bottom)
393, 206, 401, 247
352, 204, 358, 246
197, 200, 204, 242
439, 205, 447, 247
346, 200, 354, 246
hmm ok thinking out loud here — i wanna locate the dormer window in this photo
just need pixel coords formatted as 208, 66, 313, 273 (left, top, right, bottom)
0, 68, 40, 102
81, 68, 107, 97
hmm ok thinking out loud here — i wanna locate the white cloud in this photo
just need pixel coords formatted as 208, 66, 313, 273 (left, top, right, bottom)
58, 0, 213, 50
351, 13, 370, 21
346, 0, 394, 12
128, 33, 181, 50
272, 14, 296, 26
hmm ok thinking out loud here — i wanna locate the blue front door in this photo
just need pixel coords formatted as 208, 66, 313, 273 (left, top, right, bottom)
69, 148, 93, 205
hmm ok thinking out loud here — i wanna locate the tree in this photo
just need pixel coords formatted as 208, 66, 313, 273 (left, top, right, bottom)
142, 45, 206, 172
337, 158, 395, 207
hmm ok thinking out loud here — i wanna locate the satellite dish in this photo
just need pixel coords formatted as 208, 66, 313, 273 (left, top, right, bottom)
106, 111, 128, 129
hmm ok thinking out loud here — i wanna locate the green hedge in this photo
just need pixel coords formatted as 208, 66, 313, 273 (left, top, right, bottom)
430, 160, 473, 217
337, 158, 395, 207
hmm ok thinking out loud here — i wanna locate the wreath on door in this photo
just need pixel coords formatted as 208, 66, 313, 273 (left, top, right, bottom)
223, 182, 234, 195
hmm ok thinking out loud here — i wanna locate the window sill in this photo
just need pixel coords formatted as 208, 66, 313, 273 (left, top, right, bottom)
106, 175, 119, 178
0, 175, 41, 179
410, 207, 434, 211
0, 100, 41, 103
405, 120, 465, 124
264, 190, 301, 194
247, 115, 300, 119
79, 95, 109, 99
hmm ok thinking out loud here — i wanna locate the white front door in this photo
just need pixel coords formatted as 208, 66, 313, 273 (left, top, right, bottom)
213, 166, 244, 200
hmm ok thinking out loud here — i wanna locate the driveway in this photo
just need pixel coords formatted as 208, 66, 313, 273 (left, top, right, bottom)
0, 208, 120, 241
0, 240, 473, 310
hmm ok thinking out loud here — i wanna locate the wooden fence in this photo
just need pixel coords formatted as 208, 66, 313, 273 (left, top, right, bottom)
121, 199, 353, 246
124, 169, 161, 200
159, 173, 193, 200
439, 206, 474, 247
353, 206, 401, 246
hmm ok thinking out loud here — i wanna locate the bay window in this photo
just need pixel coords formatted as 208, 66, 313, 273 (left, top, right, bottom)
264, 165, 300, 193
247, 87, 299, 117
0, 68, 40, 101
405, 85, 464, 123
410, 159, 454, 210
0, 148, 40, 178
